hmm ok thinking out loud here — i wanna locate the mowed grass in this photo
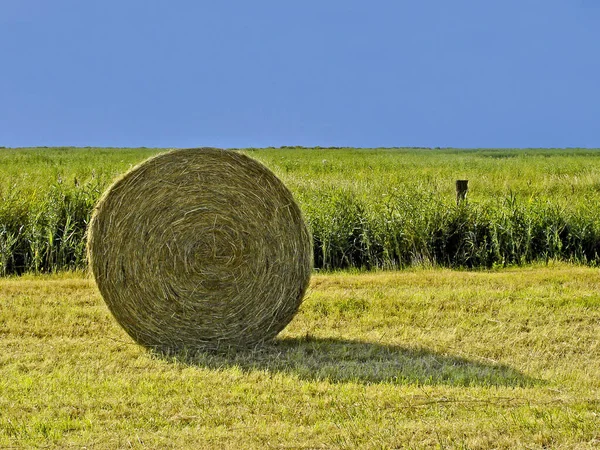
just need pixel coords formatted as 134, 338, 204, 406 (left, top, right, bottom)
1, 265, 599, 449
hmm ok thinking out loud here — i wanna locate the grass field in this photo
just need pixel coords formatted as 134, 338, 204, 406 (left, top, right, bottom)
4, 147, 600, 274
1, 264, 599, 448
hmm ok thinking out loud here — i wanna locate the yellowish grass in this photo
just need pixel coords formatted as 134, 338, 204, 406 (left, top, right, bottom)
1, 264, 599, 448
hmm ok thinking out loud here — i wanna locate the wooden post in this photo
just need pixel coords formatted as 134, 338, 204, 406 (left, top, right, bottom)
456, 180, 468, 204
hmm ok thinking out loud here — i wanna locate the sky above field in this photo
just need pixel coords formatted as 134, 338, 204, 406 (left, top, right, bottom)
1, 1, 599, 148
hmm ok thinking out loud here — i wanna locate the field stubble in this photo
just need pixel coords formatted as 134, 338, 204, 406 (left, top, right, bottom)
0, 264, 599, 448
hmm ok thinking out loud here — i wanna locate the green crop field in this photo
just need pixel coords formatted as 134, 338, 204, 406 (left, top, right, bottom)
1, 265, 599, 448
3, 147, 600, 274
1, 148, 600, 448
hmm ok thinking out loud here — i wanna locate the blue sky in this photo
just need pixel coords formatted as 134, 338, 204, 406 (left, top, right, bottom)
1, 1, 599, 148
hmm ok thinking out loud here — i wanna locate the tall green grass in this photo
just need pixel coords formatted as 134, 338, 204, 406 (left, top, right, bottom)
2, 147, 600, 274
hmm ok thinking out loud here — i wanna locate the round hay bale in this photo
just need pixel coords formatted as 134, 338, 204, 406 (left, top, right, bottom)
87, 148, 312, 351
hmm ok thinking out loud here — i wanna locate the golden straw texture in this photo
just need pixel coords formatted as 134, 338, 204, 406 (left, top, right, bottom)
87, 148, 312, 351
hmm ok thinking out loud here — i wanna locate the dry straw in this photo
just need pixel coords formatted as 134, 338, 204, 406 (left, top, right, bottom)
87, 148, 312, 352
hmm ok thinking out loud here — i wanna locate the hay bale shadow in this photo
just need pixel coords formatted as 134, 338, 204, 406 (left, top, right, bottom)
153, 336, 536, 387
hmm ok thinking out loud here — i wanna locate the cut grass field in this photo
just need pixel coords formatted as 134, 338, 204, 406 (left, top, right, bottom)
1, 264, 599, 448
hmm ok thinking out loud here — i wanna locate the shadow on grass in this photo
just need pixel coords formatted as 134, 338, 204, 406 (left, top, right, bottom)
155, 336, 536, 387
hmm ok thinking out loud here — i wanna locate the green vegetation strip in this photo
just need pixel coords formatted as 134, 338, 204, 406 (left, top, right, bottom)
1, 264, 599, 448
3, 147, 600, 273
